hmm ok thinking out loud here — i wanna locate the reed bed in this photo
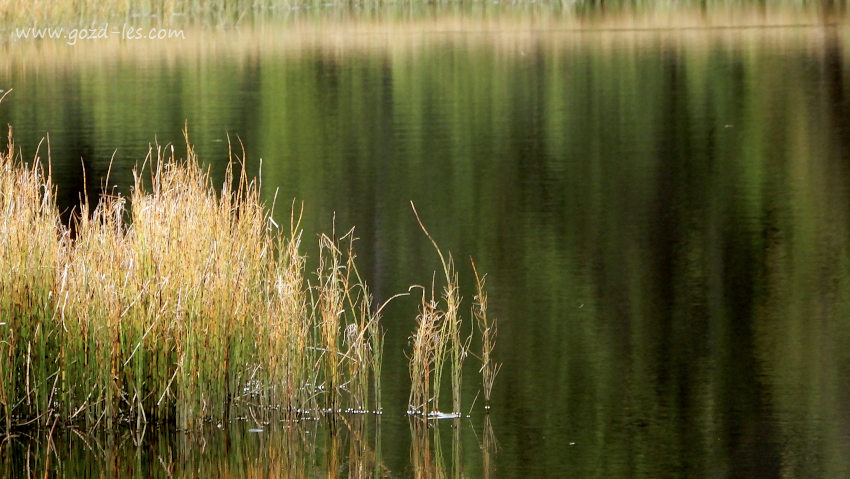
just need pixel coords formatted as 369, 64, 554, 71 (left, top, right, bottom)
0, 124, 61, 431
0, 117, 495, 430
0, 126, 392, 431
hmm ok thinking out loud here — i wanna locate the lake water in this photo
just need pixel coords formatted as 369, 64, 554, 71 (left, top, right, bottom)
3, 16, 850, 477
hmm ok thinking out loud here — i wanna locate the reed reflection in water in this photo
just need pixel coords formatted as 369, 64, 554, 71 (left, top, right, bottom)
6, 11, 850, 478
0, 415, 497, 477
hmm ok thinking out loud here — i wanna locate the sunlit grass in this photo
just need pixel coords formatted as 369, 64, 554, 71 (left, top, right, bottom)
0, 77, 498, 428
406, 207, 500, 418
0, 122, 402, 430
407, 284, 444, 417
0, 120, 61, 430
0, 125, 496, 430
472, 258, 500, 411
407, 203, 472, 418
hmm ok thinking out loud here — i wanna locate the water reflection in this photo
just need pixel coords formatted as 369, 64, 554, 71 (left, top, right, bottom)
4, 17, 850, 478
0, 415, 500, 477
481, 416, 496, 479
409, 417, 493, 479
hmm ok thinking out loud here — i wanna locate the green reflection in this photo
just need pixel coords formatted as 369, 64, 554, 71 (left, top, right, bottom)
3, 24, 850, 477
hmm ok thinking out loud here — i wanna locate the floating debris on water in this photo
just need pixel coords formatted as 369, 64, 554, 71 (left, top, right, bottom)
407, 409, 463, 420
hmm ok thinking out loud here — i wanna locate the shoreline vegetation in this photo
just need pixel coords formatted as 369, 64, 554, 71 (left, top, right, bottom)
3, 12, 845, 65
0, 0, 845, 26
1, 4, 846, 41
0, 114, 497, 431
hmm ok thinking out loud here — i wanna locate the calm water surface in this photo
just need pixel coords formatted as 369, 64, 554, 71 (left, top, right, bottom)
3, 20, 850, 477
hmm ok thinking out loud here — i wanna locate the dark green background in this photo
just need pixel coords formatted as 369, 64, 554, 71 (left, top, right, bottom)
3, 25, 850, 477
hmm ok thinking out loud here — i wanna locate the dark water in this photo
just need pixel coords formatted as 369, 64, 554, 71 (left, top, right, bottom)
4, 22, 850, 477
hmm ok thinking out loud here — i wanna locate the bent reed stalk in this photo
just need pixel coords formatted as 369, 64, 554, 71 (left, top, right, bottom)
0, 125, 393, 431
408, 203, 480, 418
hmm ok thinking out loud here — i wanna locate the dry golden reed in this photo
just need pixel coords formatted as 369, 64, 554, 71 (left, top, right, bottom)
407, 202, 477, 418
0, 123, 393, 430
472, 258, 500, 411
0, 114, 496, 430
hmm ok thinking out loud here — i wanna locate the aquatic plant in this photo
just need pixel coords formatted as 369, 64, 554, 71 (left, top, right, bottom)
0, 122, 61, 431
408, 203, 474, 417
471, 258, 500, 411
407, 283, 444, 417
0, 109, 495, 429
313, 228, 386, 414
0, 123, 396, 430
